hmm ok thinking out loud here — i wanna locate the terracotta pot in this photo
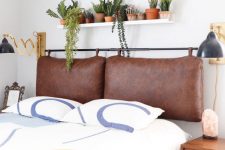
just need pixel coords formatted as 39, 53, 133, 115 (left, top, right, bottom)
85, 18, 94, 24
127, 14, 137, 21
137, 14, 145, 20
159, 11, 172, 20
79, 13, 85, 24
145, 8, 160, 20
95, 13, 105, 22
104, 16, 114, 22
59, 19, 65, 25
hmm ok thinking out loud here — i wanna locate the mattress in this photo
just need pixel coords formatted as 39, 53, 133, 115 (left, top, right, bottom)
0, 113, 188, 150
0, 113, 55, 127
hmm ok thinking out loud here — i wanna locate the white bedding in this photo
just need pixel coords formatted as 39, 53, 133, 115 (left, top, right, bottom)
0, 113, 188, 150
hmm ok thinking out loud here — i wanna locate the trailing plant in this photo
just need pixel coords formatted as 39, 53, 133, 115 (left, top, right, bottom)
148, 0, 158, 8
160, 0, 172, 11
104, 1, 114, 16
92, 0, 106, 13
64, 7, 82, 70
46, 0, 78, 19
112, 0, 129, 56
47, 0, 81, 70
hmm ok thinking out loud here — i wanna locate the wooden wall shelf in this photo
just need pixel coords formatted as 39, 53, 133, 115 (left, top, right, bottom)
57, 19, 174, 29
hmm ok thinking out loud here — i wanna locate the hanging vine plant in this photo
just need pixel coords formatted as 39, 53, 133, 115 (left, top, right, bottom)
47, 0, 81, 70
64, 7, 81, 70
112, 0, 129, 56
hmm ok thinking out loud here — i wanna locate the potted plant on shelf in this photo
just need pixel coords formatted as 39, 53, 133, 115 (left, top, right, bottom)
159, 0, 172, 20
112, 0, 129, 56
79, 9, 86, 24
145, 0, 159, 20
92, 0, 106, 22
126, 5, 137, 21
84, 9, 94, 23
104, 0, 114, 22
46, 0, 78, 25
47, 0, 81, 70
137, 11, 145, 20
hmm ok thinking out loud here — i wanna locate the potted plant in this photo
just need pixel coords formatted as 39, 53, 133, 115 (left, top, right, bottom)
159, 0, 172, 20
104, 0, 114, 22
47, 0, 81, 70
137, 10, 145, 20
112, 0, 130, 56
79, 9, 86, 24
46, 0, 78, 25
84, 9, 94, 23
92, 0, 106, 22
145, 0, 159, 20
126, 6, 137, 21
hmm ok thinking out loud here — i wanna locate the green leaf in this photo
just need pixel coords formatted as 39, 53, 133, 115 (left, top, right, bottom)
111, 0, 129, 56
148, 0, 158, 8
57, 0, 67, 19
92, 3, 104, 13
160, 0, 172, 11
46, 9, 60, 19
64, 7, 81, 71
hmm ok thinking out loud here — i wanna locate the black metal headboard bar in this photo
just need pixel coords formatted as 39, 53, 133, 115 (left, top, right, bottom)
46, 47, 198, 52
45, 47, 199, 56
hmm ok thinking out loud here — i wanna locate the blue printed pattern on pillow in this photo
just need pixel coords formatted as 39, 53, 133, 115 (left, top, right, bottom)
31, 99, 76, 122
97, 103, 151, 133
77, 107, 86, 124
17, 103, 21, 115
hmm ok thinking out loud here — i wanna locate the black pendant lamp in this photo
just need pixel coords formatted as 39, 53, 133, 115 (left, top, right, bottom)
197, 31, 223, 58
0, 37, 15, 53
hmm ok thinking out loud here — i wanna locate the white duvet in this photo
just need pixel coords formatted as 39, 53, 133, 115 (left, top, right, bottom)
0, 115, 188, 150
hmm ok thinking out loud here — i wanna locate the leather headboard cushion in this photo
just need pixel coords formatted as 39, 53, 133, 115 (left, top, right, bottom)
104, 56, 203, 122
36, 56, 106, 103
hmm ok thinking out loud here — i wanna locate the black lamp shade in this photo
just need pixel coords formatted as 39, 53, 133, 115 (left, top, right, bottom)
197, 31, 223, 58
0, 38, 15, 53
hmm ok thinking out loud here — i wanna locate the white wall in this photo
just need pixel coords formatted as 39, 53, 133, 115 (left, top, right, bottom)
0, 54, 17, 109
9, 0, 225, 138
0, 0, 20, 108
0, 0, 21, 36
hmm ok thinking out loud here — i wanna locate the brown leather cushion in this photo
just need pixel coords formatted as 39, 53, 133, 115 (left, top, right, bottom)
104, 56, 203, 122
36, 56, 106, 103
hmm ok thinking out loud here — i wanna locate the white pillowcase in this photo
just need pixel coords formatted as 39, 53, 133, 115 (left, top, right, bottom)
2, 96, 82, 122
61, 99, 164, 132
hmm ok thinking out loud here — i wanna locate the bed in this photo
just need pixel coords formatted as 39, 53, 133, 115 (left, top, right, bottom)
0, 113, 188, 150
0, 50, 203, 150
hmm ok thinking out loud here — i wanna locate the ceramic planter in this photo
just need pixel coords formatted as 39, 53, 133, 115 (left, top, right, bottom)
127, 14, 137, 21
159, 11, 172, 20
137, 14, 145, 20
85, 18, 94, 24
79, 13, 85, 24
145, 8, 160, 20
104, 16, 114, 22
95, 13, 105, 22
59, 19, 65, 25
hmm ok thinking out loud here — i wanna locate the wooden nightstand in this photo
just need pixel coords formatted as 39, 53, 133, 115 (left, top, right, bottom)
181, 137, 225, 150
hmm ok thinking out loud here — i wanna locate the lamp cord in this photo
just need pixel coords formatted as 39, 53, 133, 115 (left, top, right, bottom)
213, 64, 219, 111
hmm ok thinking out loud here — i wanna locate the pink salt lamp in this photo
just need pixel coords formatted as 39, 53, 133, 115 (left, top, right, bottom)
202, 109, 218, 139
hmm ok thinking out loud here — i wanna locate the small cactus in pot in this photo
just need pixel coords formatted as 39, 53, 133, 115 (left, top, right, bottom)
159, 0, 173, 20
126, 5, 137, 21
145, 0, 159, 20
84, 9, 94, 23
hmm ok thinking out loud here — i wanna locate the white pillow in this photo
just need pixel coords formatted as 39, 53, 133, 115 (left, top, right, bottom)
2, 96, 82, 122
61, 99, 164, 132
